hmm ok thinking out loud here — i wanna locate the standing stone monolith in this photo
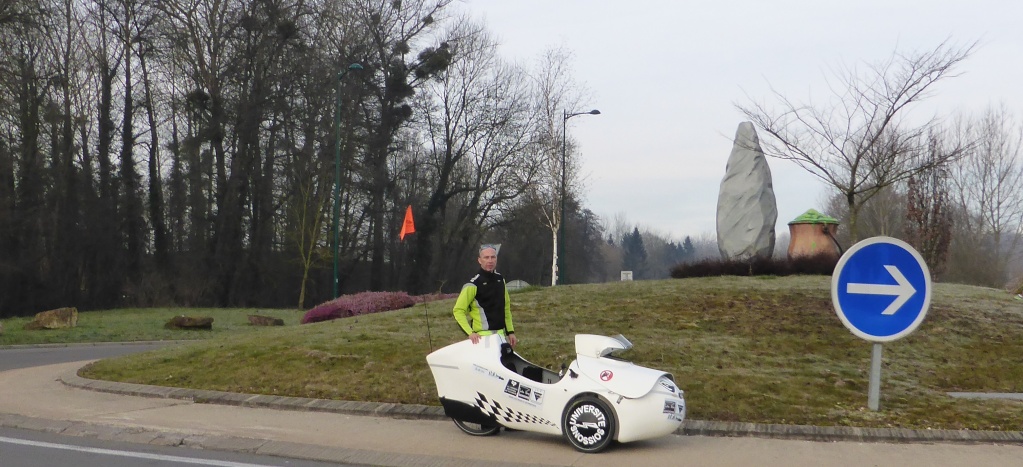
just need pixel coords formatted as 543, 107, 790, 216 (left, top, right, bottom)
716, 122, 778, 260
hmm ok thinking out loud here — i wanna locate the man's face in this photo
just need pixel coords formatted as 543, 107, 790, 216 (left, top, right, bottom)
478, 248, 498, 272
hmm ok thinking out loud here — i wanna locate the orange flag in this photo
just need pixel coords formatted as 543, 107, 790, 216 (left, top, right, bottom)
399, 205, 416, 241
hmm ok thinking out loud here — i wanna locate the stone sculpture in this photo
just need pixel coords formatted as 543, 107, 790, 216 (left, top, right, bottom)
716, 122, 778, 260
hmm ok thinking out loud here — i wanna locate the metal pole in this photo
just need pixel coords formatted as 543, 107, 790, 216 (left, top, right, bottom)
557, 110, 567, 286
332, 71, 343, 299
868, 343, 882, 410
557, 109, 599, 286
333, 63, 362, 299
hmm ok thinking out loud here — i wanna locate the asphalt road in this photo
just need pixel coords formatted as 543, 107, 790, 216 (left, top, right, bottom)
0, 343, 348, 467
0, 342, 170, 371
4, 343, 1023, 466
0, 426, 342, 467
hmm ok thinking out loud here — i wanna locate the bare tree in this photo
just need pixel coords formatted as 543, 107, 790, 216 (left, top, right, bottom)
736, 39, 976, 241
822, 185, 906, 250
526, 46, 587, 285
350, 0, 452, 291
0, 0, 33, 26
406, 17, 536, 293
905, 133, 955, 277
946, 105, 1023, 286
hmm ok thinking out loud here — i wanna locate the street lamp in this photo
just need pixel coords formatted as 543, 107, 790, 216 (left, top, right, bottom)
556, 108, 600, 286
333, 62, 363, 298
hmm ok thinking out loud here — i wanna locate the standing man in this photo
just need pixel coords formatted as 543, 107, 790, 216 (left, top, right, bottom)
453, 244, 517, 346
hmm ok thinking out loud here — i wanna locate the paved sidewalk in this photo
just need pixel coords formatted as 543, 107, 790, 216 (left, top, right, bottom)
2, 361, 1023, 466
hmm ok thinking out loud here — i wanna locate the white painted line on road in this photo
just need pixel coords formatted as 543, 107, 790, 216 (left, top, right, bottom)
0, 435, 275, 467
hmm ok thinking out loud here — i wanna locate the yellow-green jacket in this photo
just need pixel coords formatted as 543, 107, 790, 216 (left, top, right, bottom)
453, 268, 514, 336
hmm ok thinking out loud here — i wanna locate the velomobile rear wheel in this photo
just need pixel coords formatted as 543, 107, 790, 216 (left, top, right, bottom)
453, 418, 500, 436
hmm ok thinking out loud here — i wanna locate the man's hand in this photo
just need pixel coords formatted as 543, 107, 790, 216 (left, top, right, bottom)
469, 333, 481, 344
507, 333, 517, 347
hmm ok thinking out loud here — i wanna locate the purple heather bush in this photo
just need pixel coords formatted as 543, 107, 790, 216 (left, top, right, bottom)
301, 291, 416, 324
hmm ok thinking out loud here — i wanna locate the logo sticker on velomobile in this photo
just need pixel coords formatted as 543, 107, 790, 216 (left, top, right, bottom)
665, 398, 685, 421
517, 385, 532, 401
599, 370, 613, 381
473, 364, 505, 381
503, 379, 545, 407
504, 379, 520, 396
532, 388, 545, 405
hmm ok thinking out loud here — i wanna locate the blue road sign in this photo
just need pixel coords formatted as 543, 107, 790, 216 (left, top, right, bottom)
831, 236, 931, 342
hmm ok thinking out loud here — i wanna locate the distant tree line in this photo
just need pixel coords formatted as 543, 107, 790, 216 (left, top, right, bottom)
0, 0, 707, 317
739, 40, 1023, 289
822, 104, 1023, 287
11, 2, 1010, 319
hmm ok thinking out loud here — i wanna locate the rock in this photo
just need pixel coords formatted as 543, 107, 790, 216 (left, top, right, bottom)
717, 122, 778, 260
247, 314, 284, 326
164, 315, 214, 330
23, 307, 79, 331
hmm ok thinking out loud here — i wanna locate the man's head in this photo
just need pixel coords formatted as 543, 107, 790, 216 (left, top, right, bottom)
478, 244, 499, 272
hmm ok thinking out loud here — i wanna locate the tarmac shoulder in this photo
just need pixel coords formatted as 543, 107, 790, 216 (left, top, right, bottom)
60, 364, 1023, 445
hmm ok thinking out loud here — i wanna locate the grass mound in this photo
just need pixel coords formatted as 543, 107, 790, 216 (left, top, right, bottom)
78, 276, 1023, 430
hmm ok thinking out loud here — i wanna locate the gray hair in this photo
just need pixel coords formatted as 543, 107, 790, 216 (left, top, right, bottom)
479, 243, 501, 255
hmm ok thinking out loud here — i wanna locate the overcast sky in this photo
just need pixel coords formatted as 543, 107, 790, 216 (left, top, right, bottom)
454, 0, 1022, 241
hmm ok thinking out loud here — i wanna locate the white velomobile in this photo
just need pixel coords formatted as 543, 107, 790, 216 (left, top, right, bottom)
426, 333, 686, 453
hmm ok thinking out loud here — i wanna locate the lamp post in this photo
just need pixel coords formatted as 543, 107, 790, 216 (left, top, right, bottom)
333, 62, 363, 298
557, 108, 600, 286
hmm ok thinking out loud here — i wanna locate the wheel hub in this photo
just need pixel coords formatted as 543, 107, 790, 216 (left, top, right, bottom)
567, 404, 607, 446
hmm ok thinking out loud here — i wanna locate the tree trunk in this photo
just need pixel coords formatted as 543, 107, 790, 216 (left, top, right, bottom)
141, 50, 168, 268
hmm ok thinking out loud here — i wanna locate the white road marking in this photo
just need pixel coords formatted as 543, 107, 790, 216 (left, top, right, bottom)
0, 435, 276, 467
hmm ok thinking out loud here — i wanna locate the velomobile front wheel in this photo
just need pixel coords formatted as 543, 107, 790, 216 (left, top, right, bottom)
562, 396, 616, 453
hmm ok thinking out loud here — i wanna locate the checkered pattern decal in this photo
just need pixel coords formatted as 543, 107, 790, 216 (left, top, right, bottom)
474, 392, 556, 427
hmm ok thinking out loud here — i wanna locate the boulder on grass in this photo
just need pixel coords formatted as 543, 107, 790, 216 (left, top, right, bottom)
24, 307, 79, 331
164, 315, 214, 330
247, 314, 284, 326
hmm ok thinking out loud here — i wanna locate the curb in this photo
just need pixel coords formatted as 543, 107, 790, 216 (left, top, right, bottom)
60, 366, 1023, 445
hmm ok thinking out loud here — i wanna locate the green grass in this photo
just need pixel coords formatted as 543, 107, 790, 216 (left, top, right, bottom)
0, 308, 303, 345
6, 276, 1023, 430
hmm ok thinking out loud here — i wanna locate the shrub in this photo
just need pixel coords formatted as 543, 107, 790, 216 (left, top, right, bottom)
301, 291, 416, 324
670, 252, 838, 279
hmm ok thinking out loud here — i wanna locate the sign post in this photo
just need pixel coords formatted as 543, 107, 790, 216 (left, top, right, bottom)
868, 343, 882, 410
831, 236, 931, 410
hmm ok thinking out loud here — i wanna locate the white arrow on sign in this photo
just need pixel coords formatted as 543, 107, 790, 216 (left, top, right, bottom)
846, 264, 916, 315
